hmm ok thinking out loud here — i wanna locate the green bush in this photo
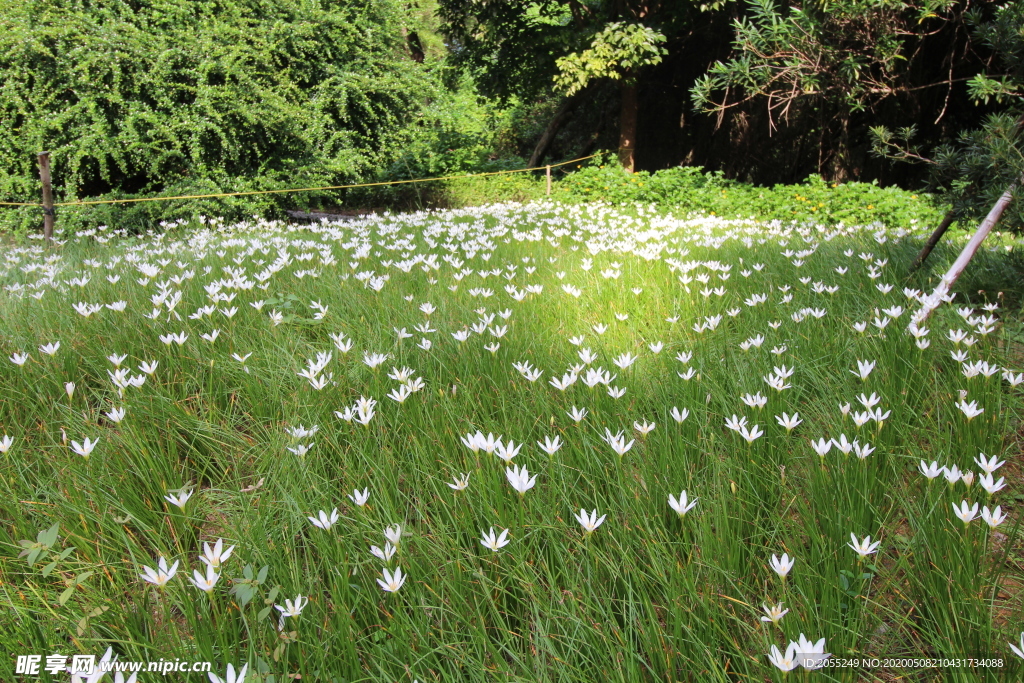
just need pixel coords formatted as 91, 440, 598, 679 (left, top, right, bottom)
0, 0, 439, 235
554, 160, 947, 227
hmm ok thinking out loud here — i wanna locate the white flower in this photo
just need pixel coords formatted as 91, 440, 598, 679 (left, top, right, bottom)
633, 420, 656, 436
494, 439, 523, 463
832, 434, 853, 455
448, 472, 470, 491
738, 423, 764, 443
537, 435, 563, 456
769, 553, 794, 579
39, 341, 61, 355
480, 527, 510, 552
164, 489, 193, 509
806, 440, 831, 456
208, 663, 248, 683
852, 441, 875, 459
952, 500, 979, 524
371, 542, 397, 562
308, 509, 339, 530
0, 434, 13, 453
190, 564, 220, 592
850, 359, 876, 380
768, 642, 799, 672
919, 461, 943, 479
385, 524, 402, 546
847, 533, 881, 558
760, 602, 789, 624
10, 351, 29, 366
348, 488, 370, 506
275, 594, 308, 620
741, 392, 767, 408
70, 436, 99, 458
979, 472, 1006, 495
287, 443, 313, 456
794, 634, 830, 670
566, 406, 588, 422
724, 414, 747, 432
377, 566, 407, 592
1009, 632, 1024, 660
199, 538, 235, 570
605, 431, 634, 456
613, 353, 638, 369
106, 406, 126, 423
670, 406, 689, 423
668, 490, 698, 516
363, 352, 390, 369
505, 464, 537, 495
678, 367, 697, 380
981, 506, 1007, 529
975, 453, 1005, 475
775, 412, 801, 431
956, 399, 984, 420
574, 508, 607, 534
140, 556, 179, 587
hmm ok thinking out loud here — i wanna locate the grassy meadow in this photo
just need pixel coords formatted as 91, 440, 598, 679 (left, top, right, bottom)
1, 201, 1023, 682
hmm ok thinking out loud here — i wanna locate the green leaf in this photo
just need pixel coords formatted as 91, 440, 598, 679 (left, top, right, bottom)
39, 523, 59, 548
40, 561, 58, 577
59, 585, 76, 606
232, 584, 254, 607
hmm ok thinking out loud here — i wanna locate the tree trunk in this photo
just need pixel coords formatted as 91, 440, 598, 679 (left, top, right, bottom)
909, 208, 956, 274
618, 79, 638, 172
916, 179, 1020, 322
529, 91, 583, 168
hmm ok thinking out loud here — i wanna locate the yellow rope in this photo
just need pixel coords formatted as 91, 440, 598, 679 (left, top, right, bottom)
0, 154, 600, 208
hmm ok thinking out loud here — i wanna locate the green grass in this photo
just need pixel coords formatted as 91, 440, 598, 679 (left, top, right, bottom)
1, 201, 1023, 682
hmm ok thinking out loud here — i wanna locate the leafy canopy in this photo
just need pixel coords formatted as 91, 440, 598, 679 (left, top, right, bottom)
0, 0, 438, 228
554, 21, 668, 94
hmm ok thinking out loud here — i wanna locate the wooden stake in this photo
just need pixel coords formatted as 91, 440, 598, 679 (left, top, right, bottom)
38, 152, 54, 243
915, 180, 1019, 322
908, 209, 956, 274
546, 165, 551, 196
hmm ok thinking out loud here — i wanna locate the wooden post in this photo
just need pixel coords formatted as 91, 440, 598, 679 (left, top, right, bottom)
908, 208, 956, 274
914, 180, 1019, 322
38, 152, 54, 243
546, 165, 552, 196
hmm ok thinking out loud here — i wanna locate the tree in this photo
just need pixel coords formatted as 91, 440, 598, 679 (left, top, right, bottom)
870, 2, 1024, 231
0, 0, 442, 230
439, 0, 707, 172
690, 0, 1001, 180
554, 21, 667, 170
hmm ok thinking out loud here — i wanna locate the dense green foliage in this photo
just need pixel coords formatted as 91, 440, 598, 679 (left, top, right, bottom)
0, 0, 449, 232
435, 161, 946, 229
916, 3, 1024, 228
556, 163, 946, 227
